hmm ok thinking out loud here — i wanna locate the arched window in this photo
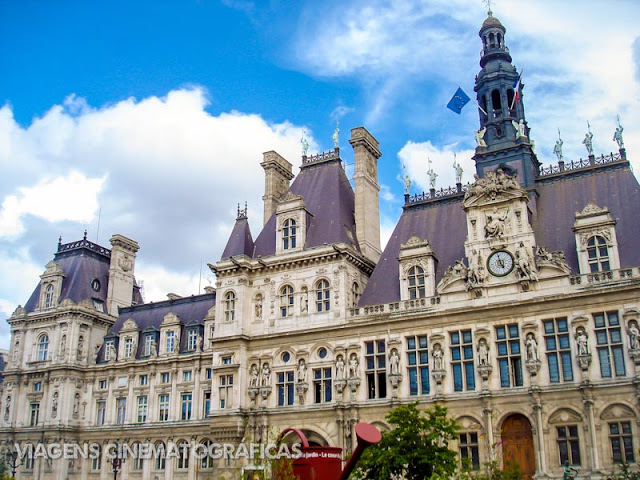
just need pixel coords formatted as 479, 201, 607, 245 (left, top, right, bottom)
283, 219, 297, 250
497, 33, 503, 47
408, 266, 426, 299
131, 443, 143, 471
351, 282, 361, 308
489, 32, 496, 48
507, 89, 515, 111
176, 440, 189, 470
587, 236, 610, 272
44, 284, 55, 308
491, 89, 502, 113
280, 285, 294, 317
91, 444, 101, 471
37, 334, 49, 361
200, 439, 215, 469
224, 291, 236, 322
315, 279, 330, 312
154, 442, 166, 470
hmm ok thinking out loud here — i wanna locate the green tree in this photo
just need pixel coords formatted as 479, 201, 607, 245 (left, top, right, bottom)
351, 402, 459, 480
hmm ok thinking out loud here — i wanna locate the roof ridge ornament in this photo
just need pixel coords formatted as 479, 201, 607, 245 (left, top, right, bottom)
483, 0, 493, 16
237, 202, 248, 220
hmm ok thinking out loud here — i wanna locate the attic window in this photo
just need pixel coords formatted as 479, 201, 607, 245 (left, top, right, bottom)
408, 266, 426, 299
93, 299, 105, 312
283, 219, 297, 250
92, 279, 101, 292
44, 284, 55, 309
587, 236, 610, 272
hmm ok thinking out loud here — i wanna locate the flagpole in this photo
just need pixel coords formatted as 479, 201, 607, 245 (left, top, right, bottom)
510, 69, 524, 110
470, 95, 488, 116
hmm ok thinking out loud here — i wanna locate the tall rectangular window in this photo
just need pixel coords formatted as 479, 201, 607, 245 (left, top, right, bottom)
137, 396, 148, 423
219, 375, 233, 409
451, 330, 475, 391
144, 335, 154, 356
204, 391, 211, 417
557, 425, 581, 466
30, 403, 40, 426
183, 370, 193, 382
609, 421, 635, 463
594, 312, 626, 378
104, 341, 114, 361
124, 337, 133, 358
116, 397, 126, 424
496, 325, 523, 387
188, 329, 198, 351
181, 393, 193, 420
277, 371, 295, 406
139, 374, 148, 386
91, 446, 101, 471
161, 372, 170, 383
313, 368, 332, 403
459, 432, 480, 469
158, 394, 169, 421
96, 401, 106, 425
544, 318, 573, 383
166, 331, 175, 354
407, 335, 429, 395
365, 340, 387, 399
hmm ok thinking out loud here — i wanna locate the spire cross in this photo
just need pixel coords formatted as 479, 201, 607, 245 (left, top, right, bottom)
483, 0, 493, 15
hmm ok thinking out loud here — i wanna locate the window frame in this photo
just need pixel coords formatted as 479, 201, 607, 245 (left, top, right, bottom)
587, 235, 610, 273
365, 340, 387, 399
315, 279, 330, 312
280, 284, 295, 317
450, 330, 475, 392
408, 265, 426, 299
407, 335, 430, 396
37, 334, 49, 362
224, 291, 236, 322
282, 218, 297, 250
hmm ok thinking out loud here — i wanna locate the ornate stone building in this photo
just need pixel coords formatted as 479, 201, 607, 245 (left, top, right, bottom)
3, 11, 640, 480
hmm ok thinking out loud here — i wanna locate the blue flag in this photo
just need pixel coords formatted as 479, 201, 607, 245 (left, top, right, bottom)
447, 87, 471, 114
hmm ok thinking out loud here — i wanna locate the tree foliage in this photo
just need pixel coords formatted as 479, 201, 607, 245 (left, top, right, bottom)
351, 402, 459, 480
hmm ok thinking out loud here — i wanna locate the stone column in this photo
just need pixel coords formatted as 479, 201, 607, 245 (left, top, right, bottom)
531, 397, 547, 477
582, 389, 600, 471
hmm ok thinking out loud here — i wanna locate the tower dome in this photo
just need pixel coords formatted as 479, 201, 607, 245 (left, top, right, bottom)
478, 12, 511, 68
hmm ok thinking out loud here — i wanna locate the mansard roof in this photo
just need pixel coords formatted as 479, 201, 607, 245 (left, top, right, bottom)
221, 217, 254, 259
97, 292, 215, 362
359, 159, 640, 306
252, 156, 360, 257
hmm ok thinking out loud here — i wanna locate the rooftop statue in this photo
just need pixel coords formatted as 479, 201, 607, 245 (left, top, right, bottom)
583, 122, 594, 156
301, 130, 309, 156
475, 127, 487, 147
332, 121, 340, 148
453, 153, 463, 184
553, 129, 563, 161
613, 115, 624, 149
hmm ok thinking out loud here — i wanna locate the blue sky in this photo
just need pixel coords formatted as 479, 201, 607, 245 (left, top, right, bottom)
1, 0, 639, 349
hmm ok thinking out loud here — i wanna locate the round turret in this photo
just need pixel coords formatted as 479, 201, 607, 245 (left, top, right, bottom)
479, 12, 511, 68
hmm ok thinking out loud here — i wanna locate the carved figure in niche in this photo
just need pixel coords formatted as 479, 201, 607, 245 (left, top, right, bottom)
526, 333, 538, 361
254, 296, 263, 320
467, 250, 486, 289
515, 242, 538, 281
485, 207, 509, 238
477, 339, 489, 366
613, 117, 624, 149
260, 363, 271, 387
433, 344, 444, 371
60, 334, 67, 359
628, 321, 640, 350
475, 127, 487, 147
51, 391, 59, 418
77, 336, 84, 360
512, 119, 526, 138
73, 393, 80, 418
389, 349, 400, 375
249, 364, 259, 388
297, 359, 307, 383
348, 353, 359, 379
576, 328, 589, 356
4, 396, 10, 421
300, 287, 309, 313
335, 355, 345, 380
12, 341, 19, 365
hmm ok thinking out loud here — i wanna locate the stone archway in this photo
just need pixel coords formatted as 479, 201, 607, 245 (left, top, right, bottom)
501, 414, 535, 480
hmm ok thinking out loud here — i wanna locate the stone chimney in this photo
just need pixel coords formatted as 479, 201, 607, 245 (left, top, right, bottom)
260, 151, 294, 226
349, 127, 382, 262
106, 234, 139, 316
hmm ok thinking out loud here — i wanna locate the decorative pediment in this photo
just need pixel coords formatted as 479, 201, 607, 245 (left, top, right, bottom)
600, 404, 636, 420
456, 415, 484, 430
463, 170, 528, 207
535, 246, 570, 273
400, 235, 430, 250
162, 312, 181, 327
120, 319, 139, 333
42, 261, 65, 278
549, 408, 583, 424
576, 203, 608, 218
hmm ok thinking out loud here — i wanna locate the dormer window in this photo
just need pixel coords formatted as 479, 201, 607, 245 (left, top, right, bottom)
104, 340, 114, 361
408, 266, 426, 299
280, 285, 294, 317
187, 329, 198, 351
283, 219, 297, 250
44, 284, 55, 309
124, 338, 133, 358
587, 236, 610, 272
315, 279, 330, 312
144, 334, 154, 356
37, 334, 49, 361
166, 331, 175, 354
224, 291, 236, 322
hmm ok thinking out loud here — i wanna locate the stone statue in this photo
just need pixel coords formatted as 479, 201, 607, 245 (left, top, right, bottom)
427, 157, 438, 189
475, 127, 487, 147
51, 391, 59, 418
348, 353, 359, 379
297, 359, 307, 383
576, 329, 589, 355
389, 349, 400, 375
535, 246, 569, 271
76, 336, 84, 361
73, 393, 80, 418
554, 130, 563, 161
335, 355, 345, 380
583, 123, 594, 156
613, 116, 624, 149
485, 207, 509, 238
512, 119, 526, 138
260, 363, 271, 387
300, 287, 309, 313
255, 297, 263, 320
107, 343, 117, 362
332, 121, 340, 148
60, 334, 67, 358
526, 333, 538, 362
433, 345, 444, 371
563, 461, 578, 480
93, 344, 101, 362
301, 131, 309, 156
249, 364, 259, 388
149, 338, 158, 357
196, 334, 202, 351
453, 155, 463, 184
4, 396, 10, 421
478, 339, 489, 366
466, 249, 486, 289
402, 172, 411, 194
515, 242, 537, 281
628, 321, 640, 350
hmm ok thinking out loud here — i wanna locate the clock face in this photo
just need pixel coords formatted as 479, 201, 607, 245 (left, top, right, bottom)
487, 250, 514, 277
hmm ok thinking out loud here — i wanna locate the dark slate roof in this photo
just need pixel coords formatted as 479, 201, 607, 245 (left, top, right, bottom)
24, 240, 112, 312
360, 163, 640, 306
97, 293, 216, 362
253, 158, 360, 257
221, 217, 254, 259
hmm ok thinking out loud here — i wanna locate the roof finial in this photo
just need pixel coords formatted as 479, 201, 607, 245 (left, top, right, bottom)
83, 229, 87, 240
332, 120, 340, 149
237, 202, 248, 220
483, 0, 493, 16
58, 236, 62, 250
